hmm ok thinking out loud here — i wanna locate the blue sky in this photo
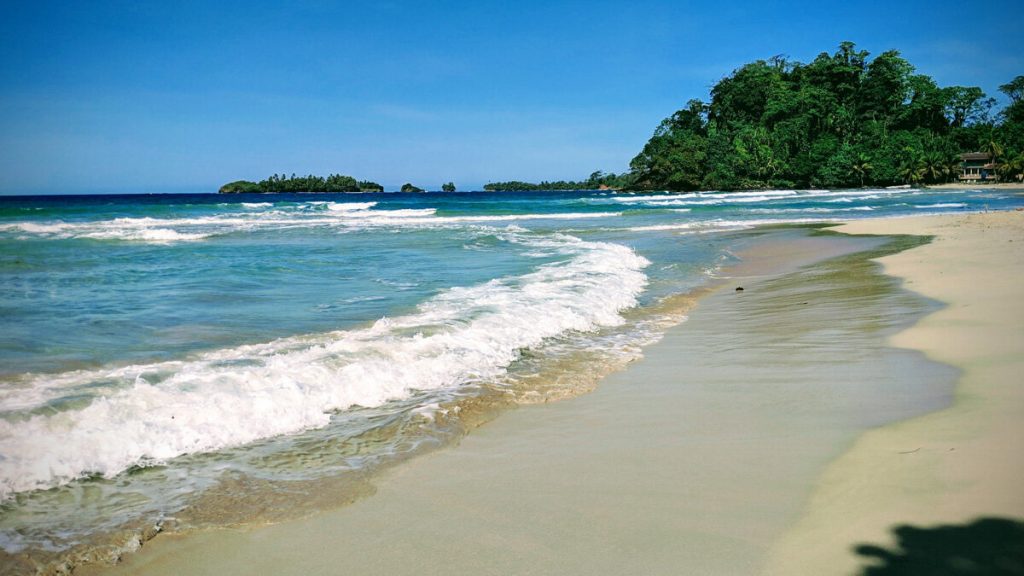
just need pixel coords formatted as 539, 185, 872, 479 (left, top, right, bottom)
1, 0, 1021, 193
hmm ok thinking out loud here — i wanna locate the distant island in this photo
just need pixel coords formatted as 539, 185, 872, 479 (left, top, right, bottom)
484, 171, 631, 191
220, 43, 1024, 194
219, 174, 383, 194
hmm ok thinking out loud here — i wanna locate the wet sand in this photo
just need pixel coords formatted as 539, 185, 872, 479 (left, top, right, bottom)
98, 226, 961, 576
764, 211, 1024, 575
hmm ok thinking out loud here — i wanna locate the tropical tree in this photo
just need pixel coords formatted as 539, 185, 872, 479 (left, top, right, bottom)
848, 153, 872, 187
996, 151, 1024, 182
999, 76, 1024, 103
899, 148, 926, 184
946, 154, 964, 183
983, 139, 1004, 164
623, 43, 1021, 191
943, 86, 989, 128
923, 152, 949, 183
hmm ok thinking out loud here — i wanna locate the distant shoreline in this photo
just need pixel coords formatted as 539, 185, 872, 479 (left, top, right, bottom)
218, 183, 1024, 194
3, 183, 1022, 199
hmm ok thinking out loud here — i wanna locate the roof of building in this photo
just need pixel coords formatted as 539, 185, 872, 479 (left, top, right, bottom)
961, 152, 992, 161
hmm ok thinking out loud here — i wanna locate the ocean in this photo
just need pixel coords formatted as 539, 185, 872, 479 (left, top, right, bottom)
0, 187, 1021, 561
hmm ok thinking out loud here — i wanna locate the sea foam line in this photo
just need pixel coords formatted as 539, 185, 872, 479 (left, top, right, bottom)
605, 187, 924, 207
622, 217, 843, 232
0, 204, 623, 244
0, 231, 649, 499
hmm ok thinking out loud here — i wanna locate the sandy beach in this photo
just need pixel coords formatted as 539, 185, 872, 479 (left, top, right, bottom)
926, 182, 1024, 190
82, 211, 1020, 575
764, 211, 1024, 574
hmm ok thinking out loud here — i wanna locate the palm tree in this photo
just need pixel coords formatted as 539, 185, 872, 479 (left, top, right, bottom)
983, 140, 1004, 163
899, 148, 926, 185
945, 154, 964, 183
997, 151, 1024, 183
848, 153, 872, 187
923, 152, 949, 184
900, 164, 925, 185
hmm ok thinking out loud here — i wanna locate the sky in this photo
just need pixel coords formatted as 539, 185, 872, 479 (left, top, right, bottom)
0, 0, 1022, 194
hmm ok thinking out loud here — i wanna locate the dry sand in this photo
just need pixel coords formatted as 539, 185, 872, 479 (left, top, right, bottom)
764, 210, 1024, 574
926, 182, 1024, 190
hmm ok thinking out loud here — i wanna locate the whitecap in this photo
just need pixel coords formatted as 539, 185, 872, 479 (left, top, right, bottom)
0, 231, 649, 499
914, 203, 966, 209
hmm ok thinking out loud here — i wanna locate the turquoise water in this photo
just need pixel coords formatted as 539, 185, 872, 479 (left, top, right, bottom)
0, 187, 1022, 556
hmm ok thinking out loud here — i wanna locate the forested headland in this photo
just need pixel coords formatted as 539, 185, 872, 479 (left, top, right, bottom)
627, 42, 1024, 190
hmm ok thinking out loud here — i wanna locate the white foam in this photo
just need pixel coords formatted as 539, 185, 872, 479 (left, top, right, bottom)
748, 206, 875, 214
624, 217, 841, 233
606, 188, 923, 207
610, 192, 800, 205
0, 220, 214, 243
0, 231, 649, 499
324, 202, 378, 212
914, 203, 966, 209
0, 207, 622, 244
611, 190, 802, 202
423, 212, 620, 223
341, 208, 438, 219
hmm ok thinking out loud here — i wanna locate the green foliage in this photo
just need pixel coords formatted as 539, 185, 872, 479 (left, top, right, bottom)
483, 171, 633, 191
400, 183, 425, 193
441, 182, 456, 192
1000, 76, 1024, 103
483, 180, 583, 191
629, 42, 1024, 190
218, 180, 262, 194
219, 173, 364, 193
1000, 76, 1024, 126
997, 150, 1024, 181
358, 180, 383, 192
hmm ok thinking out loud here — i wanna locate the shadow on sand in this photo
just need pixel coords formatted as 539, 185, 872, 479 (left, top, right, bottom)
855, 517, 1024, 575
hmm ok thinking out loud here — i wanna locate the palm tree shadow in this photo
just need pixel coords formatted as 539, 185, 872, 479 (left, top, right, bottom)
855, 517, 1024, 575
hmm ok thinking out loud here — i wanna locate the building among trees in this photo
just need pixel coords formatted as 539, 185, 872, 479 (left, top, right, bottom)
959, 153, 997, 182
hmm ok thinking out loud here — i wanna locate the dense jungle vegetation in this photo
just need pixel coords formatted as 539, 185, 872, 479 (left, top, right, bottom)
627, 42, 1024, 190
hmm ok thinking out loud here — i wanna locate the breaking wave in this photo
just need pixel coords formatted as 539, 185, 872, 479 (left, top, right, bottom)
0, 202, 621, 244
0, 230, 649, 498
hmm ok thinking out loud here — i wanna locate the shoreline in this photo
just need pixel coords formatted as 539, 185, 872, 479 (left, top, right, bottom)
764, 210, 1024, 574
12, 210, 1020, 575
924, 182, 1023, 190
4, 227, 871, 575
93, 223, 958, 575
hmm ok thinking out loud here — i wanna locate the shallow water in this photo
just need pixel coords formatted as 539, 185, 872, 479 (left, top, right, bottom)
0, 187, 1021, 565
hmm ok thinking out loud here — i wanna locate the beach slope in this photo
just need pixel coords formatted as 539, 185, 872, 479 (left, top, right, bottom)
765, 211, 1024, 575
99, 226, 962, 576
